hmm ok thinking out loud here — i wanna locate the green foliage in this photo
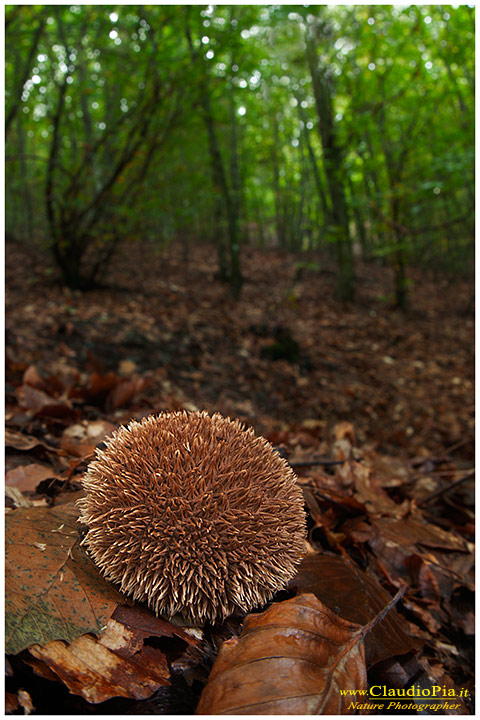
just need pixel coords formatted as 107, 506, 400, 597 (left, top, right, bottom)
5, 4, 474, 296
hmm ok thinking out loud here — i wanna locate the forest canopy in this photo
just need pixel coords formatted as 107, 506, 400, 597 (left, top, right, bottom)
5, 4, 475, 305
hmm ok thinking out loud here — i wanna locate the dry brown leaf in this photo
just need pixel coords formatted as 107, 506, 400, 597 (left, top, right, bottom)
5, 486, 34, 508
368, 453, 409, 488
29, 633, 167, 704
405, 555, 441, 606
23, 365, 46, 389
69, 372, 119, 402
17, 689, 34, 715
196, 593, 368, 715
5, 691, 20, 713
333, 421, 356, 445
372, 514, 469, 552
110, 604, 200, 648
5, 502, 124, 654
369, 514, 473, 594
5, 428, 57, 452
16, 384, 74, 418
349, 461, 410, 518
25, 604, 200, 703
6, 463, 57, 492
291, 554, 419, 666
332, 426, 409, 518
106, 376, 147, 411
60, 420, 116, 457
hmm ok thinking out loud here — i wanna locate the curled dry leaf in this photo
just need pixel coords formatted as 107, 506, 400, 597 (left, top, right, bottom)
16, 384, 74, 419
5, 428, 57, 453
368, 514, 473, 593
405, 555, 441, 607
349, 461, 410, 518
110, 604, 200, 649
69, 372, 119, 403
105, 376, 147, 412
5, 502, 124, 655
330, 421, 410, 518
196, 593, 367, 715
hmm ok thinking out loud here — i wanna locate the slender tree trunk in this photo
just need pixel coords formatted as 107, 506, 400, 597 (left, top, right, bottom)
227, 80, 243, 297
297, 100, 330, 226
271, 114, 286, 249
348, 177, 368, 261
16, 114, 33, 240
184, 13, 243, 297
378, 84, 414, 311
390, 196, 408, 312
305, 22, 355, 301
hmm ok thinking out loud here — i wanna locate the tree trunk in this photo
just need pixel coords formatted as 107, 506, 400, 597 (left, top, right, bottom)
184, 12, 243, 297
305, 21, 355, 301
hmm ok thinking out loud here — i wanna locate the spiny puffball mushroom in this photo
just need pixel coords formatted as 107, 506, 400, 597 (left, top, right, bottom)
79, 411, 306, 623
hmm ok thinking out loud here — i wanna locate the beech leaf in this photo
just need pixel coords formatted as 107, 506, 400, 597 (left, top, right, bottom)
291, 554, 419, 665
196, 593, 368, 715
25, 605, 200, 703
28, 631, 169, 704
5, 502, 124, 655
6, 463, 57, 492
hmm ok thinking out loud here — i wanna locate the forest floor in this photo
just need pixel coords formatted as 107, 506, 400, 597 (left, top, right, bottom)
5, 239, 475, 714
6, 239, 474, 460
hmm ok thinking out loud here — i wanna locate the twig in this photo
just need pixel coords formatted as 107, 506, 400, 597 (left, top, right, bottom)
413, 468, 473, 478
441, 437, 471, 456
360, 584, 408, 638
290, 456, 362, 468
417, 469, 474, 506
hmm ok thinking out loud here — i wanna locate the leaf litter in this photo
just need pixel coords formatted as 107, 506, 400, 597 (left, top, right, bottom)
5, 243, 474, 713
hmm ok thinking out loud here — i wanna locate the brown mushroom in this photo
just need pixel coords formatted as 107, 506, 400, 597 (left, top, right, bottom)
79, 411, 306, 623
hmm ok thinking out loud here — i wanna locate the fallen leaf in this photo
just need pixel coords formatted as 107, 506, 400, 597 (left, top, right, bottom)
60, 420, 116, 457
5, 428, 57, 452
69, 372, 119, 403
5, 486, 34, 508
5, 502, 124, 654
106, 376, 146, 412
29, 633, 167, 704
111, 604, 200, 648
196, 593, 368, 714
372, 514, 468, 552
368, 453, 409, 488
350, 461, 410, 518
25, 603, 201, 703
405, 554, 441, 606
23, 365, 46, 389
16, 384, 74, 418
6, 463, 57, 492
290, 554, 419, 666
5, 691, 19, 713
17, 689, 34, 715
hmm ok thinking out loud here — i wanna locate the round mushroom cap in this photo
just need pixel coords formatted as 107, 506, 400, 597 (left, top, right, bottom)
79, 411, 306, 623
